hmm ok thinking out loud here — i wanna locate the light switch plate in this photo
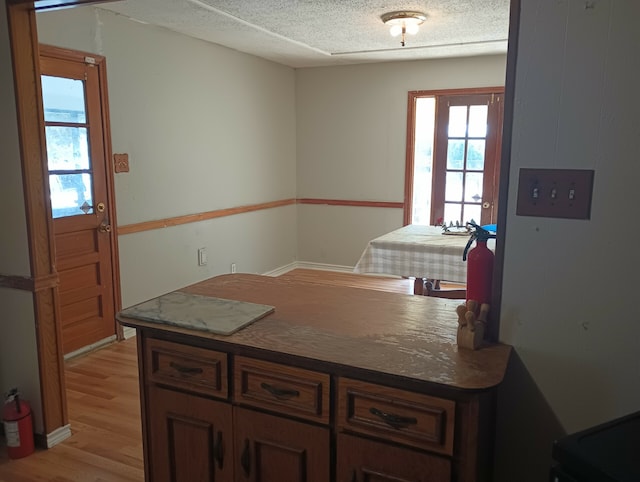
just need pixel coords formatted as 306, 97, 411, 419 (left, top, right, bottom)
516, 168, 594, 219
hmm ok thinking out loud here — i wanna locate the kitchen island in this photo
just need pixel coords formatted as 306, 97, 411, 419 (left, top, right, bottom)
118, 273, 511, 482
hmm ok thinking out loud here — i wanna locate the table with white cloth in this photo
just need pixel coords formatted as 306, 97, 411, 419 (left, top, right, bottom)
353, 224, 495, 294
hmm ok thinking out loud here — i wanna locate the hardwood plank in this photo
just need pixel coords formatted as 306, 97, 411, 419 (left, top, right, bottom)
0, 337, 143, 482
277, 268, 464, 294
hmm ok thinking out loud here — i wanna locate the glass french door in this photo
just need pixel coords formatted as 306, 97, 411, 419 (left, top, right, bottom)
431, 93, 503, 226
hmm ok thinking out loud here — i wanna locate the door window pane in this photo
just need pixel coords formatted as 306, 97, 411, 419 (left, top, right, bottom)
49, 173, 93, 218
463, 205, 482, 225
447, 140, 465, 169
448, 106, 467, 137
466, 140, 486, 170
444, 203, 462, 225
445, 172, 463, 202
41, 75, 86, 123
468, 105, 488, 137
412, 97, 436, 225
45, 126, 90, 170
464, 172, 484, 203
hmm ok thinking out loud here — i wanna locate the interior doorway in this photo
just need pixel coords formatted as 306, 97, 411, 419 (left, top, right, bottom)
40, 45, 121, 357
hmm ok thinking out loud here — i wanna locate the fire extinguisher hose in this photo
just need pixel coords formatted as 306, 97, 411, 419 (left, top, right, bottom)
463, 221, 496, 261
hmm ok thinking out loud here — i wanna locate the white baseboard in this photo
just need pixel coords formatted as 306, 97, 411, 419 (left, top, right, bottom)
63, 335, 117, 361
262, 261, 355, 277
46, 424, 72, 448
122, 326, 137, 340
293, 261, 355, 273
262, 262, 298, 277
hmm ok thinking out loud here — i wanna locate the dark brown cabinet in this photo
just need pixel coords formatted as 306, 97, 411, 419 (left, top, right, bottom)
234, 407, 330, 482
142, 338, 331, 482
138, 335, 486, 482
147, 385, 234, 482
336, 433, 451, 482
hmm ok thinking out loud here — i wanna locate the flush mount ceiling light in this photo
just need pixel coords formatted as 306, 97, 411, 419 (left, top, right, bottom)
381, 10, 427, 47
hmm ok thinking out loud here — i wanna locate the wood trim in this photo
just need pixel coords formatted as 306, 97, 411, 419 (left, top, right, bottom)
117, 198, 297, 236
8, 0, 119, 9
403, 94, 417, 226
39, 42, 104, 63
490, 0, 521, 342
118, 198, 404, 236
99, 53, 123, 334
409, 86, 505, 98
298, 198, 404, 209
7, 1, 68, 434
0, 274, 34, 291
0, 272, 59, 292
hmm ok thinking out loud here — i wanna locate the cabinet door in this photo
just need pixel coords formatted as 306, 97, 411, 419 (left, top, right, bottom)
234, 407, 330, 482
147, 386, 233, 482
337, 433, 451, 482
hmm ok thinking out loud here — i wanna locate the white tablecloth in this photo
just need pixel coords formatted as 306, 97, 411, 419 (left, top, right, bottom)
354, 224, 495, 283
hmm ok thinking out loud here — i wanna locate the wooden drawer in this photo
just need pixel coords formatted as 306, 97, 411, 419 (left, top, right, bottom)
337, 378, 455, 455
145, 338, 228, 399
234, 356, 330, 424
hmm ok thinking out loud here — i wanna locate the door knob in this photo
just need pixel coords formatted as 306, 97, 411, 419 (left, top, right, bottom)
482, 202, 491, 209
98, 223, 112, 233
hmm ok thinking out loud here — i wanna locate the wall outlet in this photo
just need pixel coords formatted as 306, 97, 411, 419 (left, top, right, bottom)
516, 168, 594, 219
231, 263, 236, 273
197, 248, 207, 266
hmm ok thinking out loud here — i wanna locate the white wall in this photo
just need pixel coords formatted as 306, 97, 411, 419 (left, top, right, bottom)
0, 0, 44, 433
495, 1, 640, 480
295, 55, 507, 265
37, 7, 298, 306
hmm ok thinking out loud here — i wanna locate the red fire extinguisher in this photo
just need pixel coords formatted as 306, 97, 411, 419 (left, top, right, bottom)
3, 388, 35, 459
463, 222, 496, 306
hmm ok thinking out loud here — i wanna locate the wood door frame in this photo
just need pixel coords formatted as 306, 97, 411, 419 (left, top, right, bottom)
403, 86, 505, 227
40, 43, 122, 352
6, 0, 121, 439
5, 0, 521, 437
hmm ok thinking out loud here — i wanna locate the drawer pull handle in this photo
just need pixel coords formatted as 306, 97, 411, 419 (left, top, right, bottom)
169, 361, 203, 375
214, 430, 224, 469
241, 439, 251, 476
260, 382, 300, 400
369, 407, 418, 430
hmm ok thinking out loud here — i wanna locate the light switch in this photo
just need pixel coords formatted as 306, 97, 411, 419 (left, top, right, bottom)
516, 168, 594, 219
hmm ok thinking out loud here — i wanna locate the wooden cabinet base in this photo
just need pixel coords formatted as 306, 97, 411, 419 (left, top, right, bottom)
234, 407, 330, 482
337, 433, 451, 482
120, 275, 511, 482
147, 385, 233, 482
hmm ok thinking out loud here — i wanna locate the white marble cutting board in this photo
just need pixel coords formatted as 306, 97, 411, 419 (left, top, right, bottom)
119, 291, 275, 335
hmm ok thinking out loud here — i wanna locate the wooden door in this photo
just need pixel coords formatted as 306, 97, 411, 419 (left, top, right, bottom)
336, 433, 451, 482
40, 48, 118, 355
234, 407, 330, 482
431, 93, 503, 226
147, 386, 234, 482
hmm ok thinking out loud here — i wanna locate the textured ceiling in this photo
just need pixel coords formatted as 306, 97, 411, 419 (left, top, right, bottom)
99, 0, 510, 68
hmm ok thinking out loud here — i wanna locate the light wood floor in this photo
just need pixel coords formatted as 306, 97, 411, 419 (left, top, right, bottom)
0, 338, 143, 482
0, 269, 458, 481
